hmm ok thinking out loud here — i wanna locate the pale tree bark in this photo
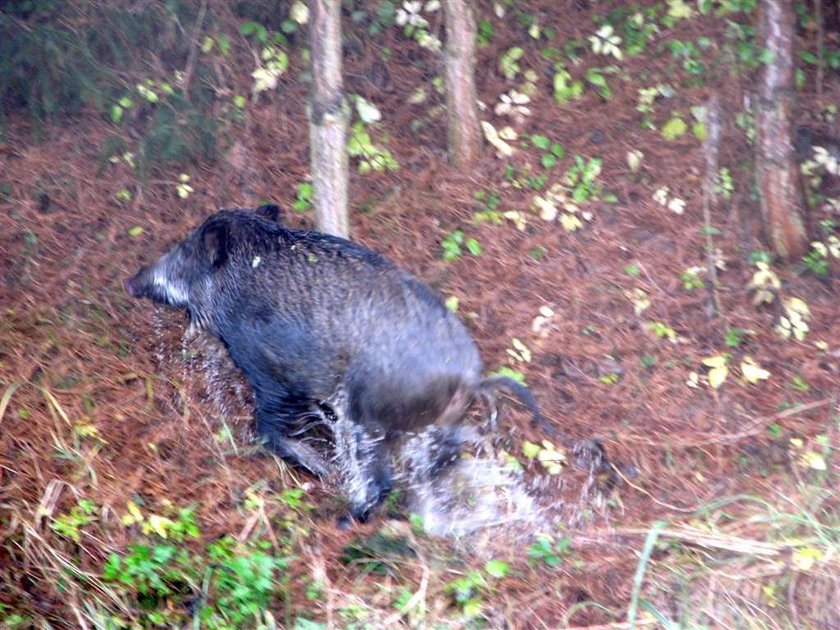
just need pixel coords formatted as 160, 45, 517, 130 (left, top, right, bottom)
309, 0, 349, 237
441, 0, 482, 169
755, 0, 808, 259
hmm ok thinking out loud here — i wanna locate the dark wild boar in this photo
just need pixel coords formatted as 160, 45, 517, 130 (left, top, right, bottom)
126, 205, 553, 522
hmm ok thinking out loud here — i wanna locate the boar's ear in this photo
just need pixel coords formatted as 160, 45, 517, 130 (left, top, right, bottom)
254, 204, 281, 223
201, 220, 230, 268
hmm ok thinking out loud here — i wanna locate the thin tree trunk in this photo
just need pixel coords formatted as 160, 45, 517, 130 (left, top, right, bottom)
755, 0, 808, 259
441, 0, 482, 169
309, 0, 349, 237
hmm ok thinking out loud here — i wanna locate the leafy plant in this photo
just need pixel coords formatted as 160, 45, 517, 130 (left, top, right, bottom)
716, 167, 734, 199
564, 155, 610, 203
648, 321, 676, 341
347, 122, 398, 174
724, 327, 751, 348
605, 6, 658, 56
103, 543, 194, 601
446, 561, 509, 618
441, 230, 482, 261
802, 245, 829, 277
552, 63, 584, 104
636, 84, 675, 129
293, 181, 313, 213
240, 21, 290, 95
52, 499, 97, 542
199, 537, 290, 627
681, 267, 705, 290
499, 46, 524, 80
477, 18, 494, 46
530, 134, 566, 168
473, 189, 502, 224
395, 1, 442, 52
667, 38, 709, 76
585, 66, 617, 100
589, 24, 623, 60
527, 534, 571, 568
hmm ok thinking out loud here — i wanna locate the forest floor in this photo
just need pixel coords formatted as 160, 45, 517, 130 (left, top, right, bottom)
1, 1, 839, 628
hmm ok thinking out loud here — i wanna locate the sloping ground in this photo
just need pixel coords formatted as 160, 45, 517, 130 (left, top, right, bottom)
1, 1, 839, 627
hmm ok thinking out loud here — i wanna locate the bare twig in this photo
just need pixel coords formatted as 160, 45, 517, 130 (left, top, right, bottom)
180, 0, 208, 99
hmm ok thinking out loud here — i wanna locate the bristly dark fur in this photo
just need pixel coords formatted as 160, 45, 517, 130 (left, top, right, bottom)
126, 206, 556, 522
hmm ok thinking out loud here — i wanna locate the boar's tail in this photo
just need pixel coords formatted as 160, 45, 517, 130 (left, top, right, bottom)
476, 375, 557, 437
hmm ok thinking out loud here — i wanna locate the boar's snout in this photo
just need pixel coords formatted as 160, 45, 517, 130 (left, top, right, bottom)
124, 269, 147, 298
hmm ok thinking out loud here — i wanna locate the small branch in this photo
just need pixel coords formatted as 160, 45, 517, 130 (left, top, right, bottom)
180, 0, 209, 99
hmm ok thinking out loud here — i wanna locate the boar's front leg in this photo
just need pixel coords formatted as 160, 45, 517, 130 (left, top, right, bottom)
255, 403, 332, 479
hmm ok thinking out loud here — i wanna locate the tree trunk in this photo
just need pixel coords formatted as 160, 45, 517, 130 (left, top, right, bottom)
309, 0, 349, 237
755, 0, 808, 259
441, 0, 482, 169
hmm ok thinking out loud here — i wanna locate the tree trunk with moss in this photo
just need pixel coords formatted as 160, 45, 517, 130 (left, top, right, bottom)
441, 0, 482, 169
309, 0, 349, 237
755, 0, 808, 259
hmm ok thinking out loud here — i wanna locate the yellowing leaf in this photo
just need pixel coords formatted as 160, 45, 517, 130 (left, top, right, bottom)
762, 584, 778, 607
508, 338, 532, 363
786, 297, 810, 317
536, 441, 566, 475
143, 514, 173, 539
522, 441, 540, 459
702, 355, 727, 369
792, 546, 823, 571
661, 116, 688, 141
740, 356, 770, 383
800, 451, 827, 471
686, 371, 700, 388
708, 365, 728, 389
121, 501, 144, 526
481, 121, 515, 158
503, 210, 527, 231
560, 213, 583, 232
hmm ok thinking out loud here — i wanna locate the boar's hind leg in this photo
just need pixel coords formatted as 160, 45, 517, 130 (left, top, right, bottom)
256, 406, 332, 479
333, 419, 393, 523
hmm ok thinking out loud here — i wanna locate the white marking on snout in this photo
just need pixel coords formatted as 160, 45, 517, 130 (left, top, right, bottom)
152, 268, 189, 305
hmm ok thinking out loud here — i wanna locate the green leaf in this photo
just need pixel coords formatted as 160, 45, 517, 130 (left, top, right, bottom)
541, 153, 557, 169
465, 238, 483, 256
661, 116, 688, 140
492, 366, 526, 384
585, 69, 607, 87
484, 559, 510, 578
128, 226, 144, 237
692, 122, 707, 140
531, 134, 551, 150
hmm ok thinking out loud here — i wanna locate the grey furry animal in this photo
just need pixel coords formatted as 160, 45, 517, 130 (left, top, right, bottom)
126, 205, 553, 522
